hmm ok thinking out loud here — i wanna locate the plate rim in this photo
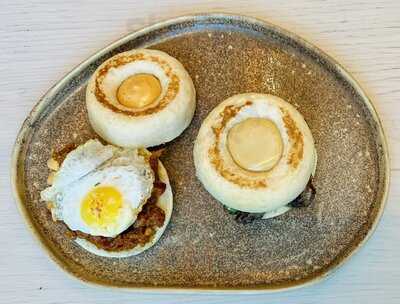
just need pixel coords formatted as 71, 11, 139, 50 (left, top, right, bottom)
10, 12, 390, 293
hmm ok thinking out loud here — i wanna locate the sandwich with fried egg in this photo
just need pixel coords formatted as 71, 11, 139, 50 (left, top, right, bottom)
41, 139, 172, 257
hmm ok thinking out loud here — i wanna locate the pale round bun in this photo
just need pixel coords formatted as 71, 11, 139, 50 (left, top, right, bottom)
194, 93, 317, 214
86, 49, 196, 148
75, 161, 173, 258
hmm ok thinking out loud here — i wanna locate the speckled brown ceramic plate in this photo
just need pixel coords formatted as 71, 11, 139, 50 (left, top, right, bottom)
11, 14, 389, 292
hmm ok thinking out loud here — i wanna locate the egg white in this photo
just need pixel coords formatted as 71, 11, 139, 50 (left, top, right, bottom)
75, 160, 173, 258
55, 166, 153, 237
40, 139, 154, 238
194, 93, 317, 214
41, 139, 116, 201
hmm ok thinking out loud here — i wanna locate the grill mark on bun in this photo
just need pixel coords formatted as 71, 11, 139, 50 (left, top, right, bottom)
281, 108, 304, 168
208, 101, 268, 189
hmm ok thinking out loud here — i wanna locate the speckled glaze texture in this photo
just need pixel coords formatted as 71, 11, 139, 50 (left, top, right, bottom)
13, 15, 388, 291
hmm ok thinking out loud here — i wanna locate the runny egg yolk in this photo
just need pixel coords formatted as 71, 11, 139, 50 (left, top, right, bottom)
227, 118, 283, 172
116, 74, 162, 109
81, 186, 123, 229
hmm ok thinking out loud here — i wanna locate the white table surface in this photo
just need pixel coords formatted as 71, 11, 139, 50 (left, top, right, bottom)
1, 0, 399, 303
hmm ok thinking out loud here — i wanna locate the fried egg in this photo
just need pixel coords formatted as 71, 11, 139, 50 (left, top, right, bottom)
86, 49, 196, 148
74, 160, 173, 258
41, 139, 154, 238
194, 93, 317, 216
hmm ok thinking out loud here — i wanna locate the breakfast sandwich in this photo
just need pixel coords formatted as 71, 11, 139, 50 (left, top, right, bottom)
41, 139, 172, 257
194, 93, 317, 223
86, 49, 196, 148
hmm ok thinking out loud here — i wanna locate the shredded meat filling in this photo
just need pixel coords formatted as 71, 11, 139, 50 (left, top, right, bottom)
66, 152, 166, 252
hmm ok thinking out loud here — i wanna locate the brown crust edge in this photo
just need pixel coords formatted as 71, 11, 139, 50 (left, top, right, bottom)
94, 52, 180, 117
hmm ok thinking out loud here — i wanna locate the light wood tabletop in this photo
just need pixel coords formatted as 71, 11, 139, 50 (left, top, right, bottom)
1, 0, 399, 303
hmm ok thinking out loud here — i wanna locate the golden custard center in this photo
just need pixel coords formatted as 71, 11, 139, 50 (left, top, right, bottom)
227, 118, 283, 172
116, 74, 162, 109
